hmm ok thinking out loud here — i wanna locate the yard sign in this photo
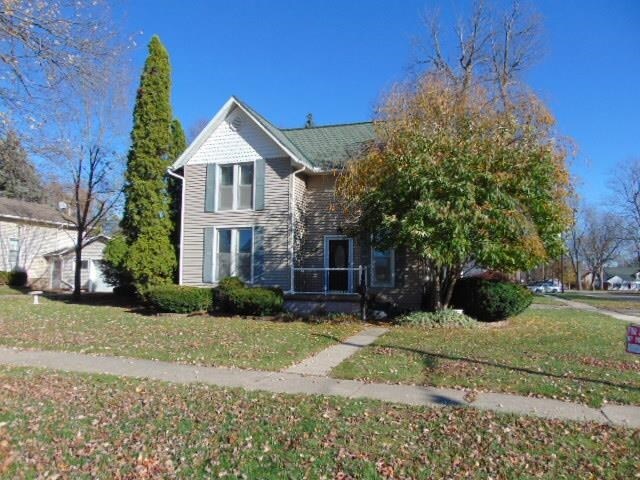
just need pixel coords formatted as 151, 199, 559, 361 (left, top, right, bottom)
627, 324, 640, 355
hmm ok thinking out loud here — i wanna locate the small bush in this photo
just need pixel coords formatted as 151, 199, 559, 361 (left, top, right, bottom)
218, 276, 246, 291
0, 271, 9, 285
215, 277, 284, 316
145, 285, 214, 313
451, 277, 532, 322
396, 309, 477, 328
6, 270, 27, 288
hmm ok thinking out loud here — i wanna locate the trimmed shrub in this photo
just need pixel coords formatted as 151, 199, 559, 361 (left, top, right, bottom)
7, 270, 27, 288
113, 284, 138, 298
145, 285, 213, 313
451, 276, 532, 322
396, 309, 477, 328
215, 277, 284, 316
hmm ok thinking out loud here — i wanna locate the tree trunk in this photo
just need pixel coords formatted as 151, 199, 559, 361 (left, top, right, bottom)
441, 275, 458, 309
432, 268, 442, 311
576, 260, 581, 291
73, 230, 83, 301
599, 266, 605, 291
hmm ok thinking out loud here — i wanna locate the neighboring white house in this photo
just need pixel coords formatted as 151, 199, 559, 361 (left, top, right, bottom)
44, 235, 112, 292
0, 196, 112, 292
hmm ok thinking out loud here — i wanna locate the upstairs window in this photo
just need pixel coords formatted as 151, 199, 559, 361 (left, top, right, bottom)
218, 165, 234, 210
217, 163, 254, 211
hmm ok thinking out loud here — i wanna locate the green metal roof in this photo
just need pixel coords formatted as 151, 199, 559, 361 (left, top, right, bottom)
234, 97, 374, 170
283, 123, 375, 169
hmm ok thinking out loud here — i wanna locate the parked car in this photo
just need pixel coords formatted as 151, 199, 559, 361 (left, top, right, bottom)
527, 280, 562, 294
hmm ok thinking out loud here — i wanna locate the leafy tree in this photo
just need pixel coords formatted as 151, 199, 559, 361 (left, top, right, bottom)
119, 36, 175, 287
337, 77, 571, 310
0, 131, 43, 202
101, 233, 132, 289
168, 119, 187, 278
337, 1, 572, 310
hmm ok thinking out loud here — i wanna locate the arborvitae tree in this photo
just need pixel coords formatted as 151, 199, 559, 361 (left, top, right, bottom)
120, 36, 176, 287
0, 131, 43, 202
168, 119, 187, 280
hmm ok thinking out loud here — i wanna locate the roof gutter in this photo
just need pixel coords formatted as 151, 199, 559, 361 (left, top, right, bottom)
167, 168, 185, 285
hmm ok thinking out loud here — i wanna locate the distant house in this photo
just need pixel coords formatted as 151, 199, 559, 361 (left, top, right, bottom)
581, 267, 640, 290
604, 267, 640, 290
169, 97, 424, 311
0, 196, 111, 292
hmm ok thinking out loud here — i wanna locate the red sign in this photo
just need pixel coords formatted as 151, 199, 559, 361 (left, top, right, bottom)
627, 324, 640, 355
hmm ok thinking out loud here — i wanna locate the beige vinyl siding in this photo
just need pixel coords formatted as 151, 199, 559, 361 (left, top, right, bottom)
182, 157, 291, 288
300, 174, 423, 309
0, 218, 75, 288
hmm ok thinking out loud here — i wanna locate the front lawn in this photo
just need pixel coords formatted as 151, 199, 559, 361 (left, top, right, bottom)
0, 286, 28, 295
0, 367, 636, 478
332, 308, 640, 407
0, 295, 362, 371
531, 294, 563, 305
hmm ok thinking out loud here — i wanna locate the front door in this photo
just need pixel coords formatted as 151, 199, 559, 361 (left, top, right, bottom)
327, 238, 351, 292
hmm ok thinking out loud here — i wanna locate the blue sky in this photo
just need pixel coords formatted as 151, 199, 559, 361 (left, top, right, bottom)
124, 0, 640, 202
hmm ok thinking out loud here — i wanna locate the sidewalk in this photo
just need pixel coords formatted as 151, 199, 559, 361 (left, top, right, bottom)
0, 346, 638, 428
549, 296, 640, 323
284, 327, 388, 376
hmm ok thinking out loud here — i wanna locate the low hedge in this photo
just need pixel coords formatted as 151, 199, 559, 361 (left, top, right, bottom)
0, 270, 27, 287
396, 309, 477, 328
215, 277, 284, 316
451, 276, 532, 322
145, 285, 214, 314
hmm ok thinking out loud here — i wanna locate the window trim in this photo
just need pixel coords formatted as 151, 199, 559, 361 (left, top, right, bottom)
215, 161, 256, 212
212, 225, 255, 284
370, 246, 395, 288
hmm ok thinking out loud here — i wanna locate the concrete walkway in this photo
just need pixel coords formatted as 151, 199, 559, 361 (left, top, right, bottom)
549, 296, 640, 323
284, 327, 388, 376
0, 346, 638, 428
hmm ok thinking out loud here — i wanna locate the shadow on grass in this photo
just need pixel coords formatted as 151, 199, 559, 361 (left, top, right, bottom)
42, 292, 143, 310
316, 333, 640, 394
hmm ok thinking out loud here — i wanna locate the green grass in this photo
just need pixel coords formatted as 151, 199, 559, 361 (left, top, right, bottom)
0, 295, 362, 371
558, 293, 640, 314
0, 285, 28, 295
0, 367, 636, 478
332, 308, 640, 407
531, 294, 563, 305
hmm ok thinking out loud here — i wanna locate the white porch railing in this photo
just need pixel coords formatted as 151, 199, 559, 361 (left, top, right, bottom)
292, 266, 367, 295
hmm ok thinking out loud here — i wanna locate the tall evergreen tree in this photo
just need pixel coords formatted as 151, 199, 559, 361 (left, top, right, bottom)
120, 36, 175, 287
168, 119, 187, 280
0, 131, 43, 202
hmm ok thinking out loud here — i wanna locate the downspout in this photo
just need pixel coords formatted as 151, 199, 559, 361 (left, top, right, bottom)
167, 168, 185, 285
289, 165, 306, 293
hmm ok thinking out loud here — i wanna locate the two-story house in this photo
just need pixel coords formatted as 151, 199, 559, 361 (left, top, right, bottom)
170, 97, 424, 311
